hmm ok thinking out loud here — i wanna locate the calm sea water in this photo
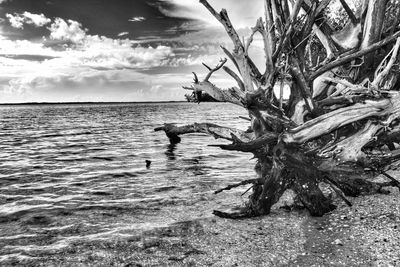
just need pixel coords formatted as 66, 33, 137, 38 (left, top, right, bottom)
0, 102, 255, 261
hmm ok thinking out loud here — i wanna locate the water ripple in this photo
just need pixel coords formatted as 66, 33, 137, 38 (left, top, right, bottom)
0, 102, 254, 261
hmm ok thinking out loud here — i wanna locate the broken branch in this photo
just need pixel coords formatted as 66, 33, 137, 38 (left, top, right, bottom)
214, 179, 259, 194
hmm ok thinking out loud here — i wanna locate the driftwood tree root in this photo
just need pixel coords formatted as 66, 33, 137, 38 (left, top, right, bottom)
156, 0, 400, 218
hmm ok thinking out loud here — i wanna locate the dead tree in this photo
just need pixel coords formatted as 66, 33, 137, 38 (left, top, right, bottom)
156, 0, 400, 218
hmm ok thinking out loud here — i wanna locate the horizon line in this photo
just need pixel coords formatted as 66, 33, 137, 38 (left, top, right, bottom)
0, 100, 188, 105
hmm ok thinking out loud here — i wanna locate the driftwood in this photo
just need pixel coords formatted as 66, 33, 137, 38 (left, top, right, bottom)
156, 0, 400, 218
214, 179, 259, 194
184, 91, 218, 103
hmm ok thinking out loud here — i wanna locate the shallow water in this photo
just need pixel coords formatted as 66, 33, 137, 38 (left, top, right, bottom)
0, 102, 255, 261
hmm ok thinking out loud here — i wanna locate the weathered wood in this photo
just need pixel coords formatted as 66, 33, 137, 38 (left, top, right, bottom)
283, 95, 399, 144
311, 30, 400, 80
338, 0, 358, 24
282, 149, 336, 216
318, 121, 381, 163
204, 58, 227, 82
154, 123, 255, 144
214, 179, 259, 194
371, 37, 400, 90
211, 132, 278, 154
156, 0, 400, 218
193, 82, 245, 106
272, 0, 304, 62
199, 0, 243, 51
252, 159, 291, 215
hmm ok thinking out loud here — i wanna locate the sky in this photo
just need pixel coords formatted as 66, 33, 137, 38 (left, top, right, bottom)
0, 0, 266, 103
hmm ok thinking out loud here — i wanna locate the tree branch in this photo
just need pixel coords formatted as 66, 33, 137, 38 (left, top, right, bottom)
193, 81, 245, 106
204, 58, 227, 81
283, 95, 400, 144
264, 0, 276, 51
212, 132, 278, 153
199, 0, 243, 51
155, 123, 255, 144
338, 0, 358, 24
311, 30, 400, 80
371, 37, 400, 90
273, 0, 304, 62
214, 179, 259, 194
318, 121, 382, 162
223, 66, 245, 91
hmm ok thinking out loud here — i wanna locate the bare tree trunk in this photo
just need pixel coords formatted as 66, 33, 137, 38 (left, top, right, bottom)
156, 0, 400, 217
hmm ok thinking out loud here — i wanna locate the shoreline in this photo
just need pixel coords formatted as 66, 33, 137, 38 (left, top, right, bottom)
1, 185, 399, 266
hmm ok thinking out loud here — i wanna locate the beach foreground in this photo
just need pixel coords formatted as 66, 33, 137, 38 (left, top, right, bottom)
2, 182, 399, 267
1, 103, 399, 266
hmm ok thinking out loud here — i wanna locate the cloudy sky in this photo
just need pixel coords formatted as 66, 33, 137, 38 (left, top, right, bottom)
0, 0, 266, 103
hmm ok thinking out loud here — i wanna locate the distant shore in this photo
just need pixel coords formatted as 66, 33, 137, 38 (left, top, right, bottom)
0, 101, 188, 105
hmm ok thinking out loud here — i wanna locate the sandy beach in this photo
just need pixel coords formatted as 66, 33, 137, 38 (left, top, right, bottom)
2, 180, 398, 267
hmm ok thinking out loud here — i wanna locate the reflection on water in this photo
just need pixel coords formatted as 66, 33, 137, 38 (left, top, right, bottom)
0, 102, 255, 262
165, 143, 177, 160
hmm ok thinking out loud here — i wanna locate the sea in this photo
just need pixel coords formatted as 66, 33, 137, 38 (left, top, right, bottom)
0, 102, 256, 262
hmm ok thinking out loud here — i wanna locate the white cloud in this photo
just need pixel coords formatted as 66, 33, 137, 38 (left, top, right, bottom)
0, 39, 59, 57
118, 31, 129, 37
129, 16, 145, 22
0, 37, 174, 75
0, 16, 180, 102
79, 38, 174, 69
151, 0, 263, 51
49, 18, 87, 43
45, 18, 175, 69
0, 65, 187, 103
6, 12, 51, 29
1, 18, 175, 70
0, 11, 249, 103
6, 13, 24, 29
157, 0, 262, 28
22, 12, 51, 27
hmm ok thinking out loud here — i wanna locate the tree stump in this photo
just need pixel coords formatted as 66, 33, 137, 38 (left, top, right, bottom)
156, 0, 400, 217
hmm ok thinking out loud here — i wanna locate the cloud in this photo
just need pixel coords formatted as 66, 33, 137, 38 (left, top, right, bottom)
0, 36, 174, 73
0, 39, 59, 57
129, 16, 146, 22
0, 15, 181, 103
6, 12, 51, 29
0, 9, 252, 103
49, 18, 87, 43
146, 0, 262, 52
118, 31, 129, 37
80, 40, 174, 69
156, 0, 262, 28
45, 18, 175, 69
0, 66, 187, 103
22, 12, 52, 27
6, 13, 24, 29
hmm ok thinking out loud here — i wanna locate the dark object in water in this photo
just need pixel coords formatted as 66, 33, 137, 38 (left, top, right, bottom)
185, 92, 218, 102
145, 160, 151, 169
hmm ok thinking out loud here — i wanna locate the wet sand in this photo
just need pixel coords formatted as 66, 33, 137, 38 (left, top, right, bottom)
1, 184, 399, 267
